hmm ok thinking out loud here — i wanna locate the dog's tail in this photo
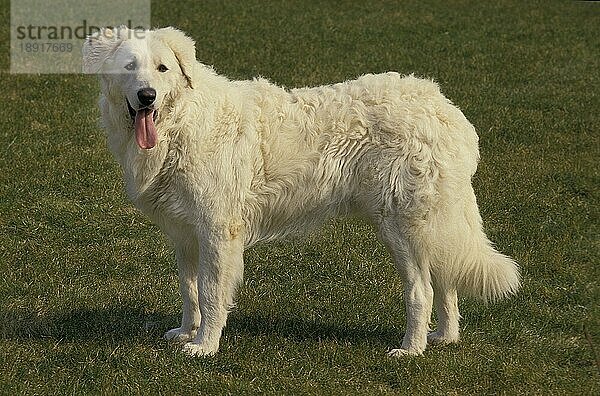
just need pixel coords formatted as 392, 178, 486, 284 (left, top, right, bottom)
429, 204, 521, 302
452, 239, 521, 302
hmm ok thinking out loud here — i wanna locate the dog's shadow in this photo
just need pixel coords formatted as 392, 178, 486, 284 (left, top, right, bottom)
1, 305, 173, 343
2, 306, 401, 347
227, 311, 400, 347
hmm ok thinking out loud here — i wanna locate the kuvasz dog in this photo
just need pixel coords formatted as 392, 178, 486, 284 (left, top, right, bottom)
83, 27, 520, 357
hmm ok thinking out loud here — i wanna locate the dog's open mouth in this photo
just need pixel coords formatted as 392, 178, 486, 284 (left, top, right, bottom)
127, 98, 158, 150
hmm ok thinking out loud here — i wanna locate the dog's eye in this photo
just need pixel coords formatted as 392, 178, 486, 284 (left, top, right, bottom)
124, 61, 136, 71
157, 64, 169, 73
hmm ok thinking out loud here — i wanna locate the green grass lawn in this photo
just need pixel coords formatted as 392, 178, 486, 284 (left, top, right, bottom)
1, 0, 598, 394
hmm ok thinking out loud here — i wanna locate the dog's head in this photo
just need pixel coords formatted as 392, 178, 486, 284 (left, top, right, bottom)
83, 26, 197, 149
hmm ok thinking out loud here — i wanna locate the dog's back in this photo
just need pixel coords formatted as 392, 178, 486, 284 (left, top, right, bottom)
242, 73, 479, 245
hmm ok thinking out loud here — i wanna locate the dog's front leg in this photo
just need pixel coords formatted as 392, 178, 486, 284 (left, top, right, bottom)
165, 239, 201, 343
182, 228, 244, 357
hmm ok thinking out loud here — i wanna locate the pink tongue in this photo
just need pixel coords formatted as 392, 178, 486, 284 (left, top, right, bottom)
134, 109, 157, 149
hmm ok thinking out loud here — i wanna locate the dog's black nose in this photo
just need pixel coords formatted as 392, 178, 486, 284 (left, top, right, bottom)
137, 88, 156, 107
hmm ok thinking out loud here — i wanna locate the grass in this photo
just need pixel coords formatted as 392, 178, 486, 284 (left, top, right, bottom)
0, 0, 598, 394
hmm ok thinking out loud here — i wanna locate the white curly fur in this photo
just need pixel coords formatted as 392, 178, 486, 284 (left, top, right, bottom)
83, 26, 520, 357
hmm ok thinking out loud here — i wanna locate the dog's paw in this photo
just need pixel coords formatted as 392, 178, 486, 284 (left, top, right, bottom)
387, 348, 423, 357
182, 342, 218, 357
427, 331, 459, 345
164, 327, 197, 343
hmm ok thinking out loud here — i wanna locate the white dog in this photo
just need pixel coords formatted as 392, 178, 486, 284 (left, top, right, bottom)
83, 27, 520, 357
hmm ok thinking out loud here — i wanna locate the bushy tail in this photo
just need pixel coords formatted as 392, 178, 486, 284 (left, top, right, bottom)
452, 241, 521, 303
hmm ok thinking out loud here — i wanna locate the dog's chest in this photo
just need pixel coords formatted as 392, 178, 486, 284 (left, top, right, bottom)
122, 147, 197, 228
130, 189, 193, 244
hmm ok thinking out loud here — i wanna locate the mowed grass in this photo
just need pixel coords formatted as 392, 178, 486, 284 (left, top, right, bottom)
0, 0, 598, 394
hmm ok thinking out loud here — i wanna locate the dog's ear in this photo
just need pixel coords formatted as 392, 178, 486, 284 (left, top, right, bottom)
153, 27, 197, 88
82, 27, 128, 74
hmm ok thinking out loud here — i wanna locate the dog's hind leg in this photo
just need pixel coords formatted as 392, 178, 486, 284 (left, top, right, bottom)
182, 228, 244, 357
165, 238, 201, 343
428, 280, 460, 345
379, 220, 433, 357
